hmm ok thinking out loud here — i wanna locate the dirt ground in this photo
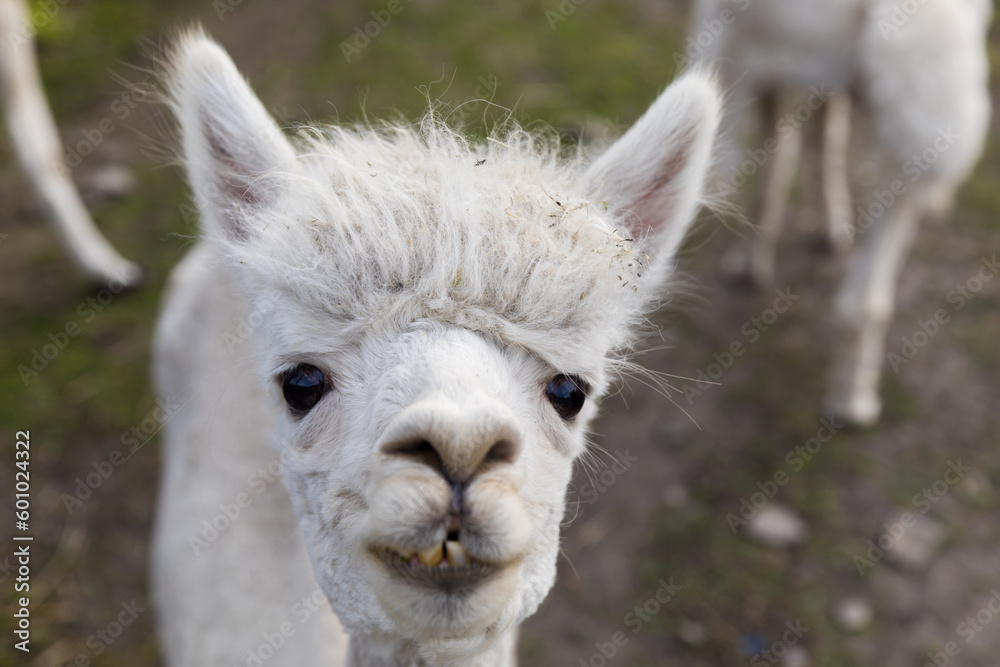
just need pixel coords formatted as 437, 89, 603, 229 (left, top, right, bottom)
2, 1, 1000, 666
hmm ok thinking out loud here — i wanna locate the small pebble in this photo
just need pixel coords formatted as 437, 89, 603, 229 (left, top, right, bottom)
834, 597, 873, 633
782, 645, 811, 667
677, 620, 707, 646
959, 470, 992, 504
884, 514, 946, 571
80, 163, 137, 200
746, 504, 808, 548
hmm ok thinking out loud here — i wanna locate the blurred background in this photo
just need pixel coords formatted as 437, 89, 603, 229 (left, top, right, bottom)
1, 1, 999, 665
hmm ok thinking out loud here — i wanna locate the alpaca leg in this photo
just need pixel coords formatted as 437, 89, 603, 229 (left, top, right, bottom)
721, 90, 803, 287
748, 92, 803, 285
0, 0, 141, 287
825, 191, 920, 426
820, 92, 853, 253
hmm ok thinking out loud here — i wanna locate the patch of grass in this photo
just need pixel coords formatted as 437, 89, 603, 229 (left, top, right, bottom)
635, 495, 859, 666
952, 314, 1000, 371
878, 371, 921, 424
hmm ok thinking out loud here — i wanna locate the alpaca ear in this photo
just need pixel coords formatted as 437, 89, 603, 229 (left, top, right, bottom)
585, 72, 721, 278
168, 31, 297, 241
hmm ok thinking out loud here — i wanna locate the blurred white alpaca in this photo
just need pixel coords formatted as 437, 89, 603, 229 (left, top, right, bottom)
693, 0, 991, 425
0, 0, 140, 286
151, 30, 719, 666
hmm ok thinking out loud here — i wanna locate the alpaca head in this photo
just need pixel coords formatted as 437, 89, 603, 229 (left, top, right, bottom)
168, 31, 719, 663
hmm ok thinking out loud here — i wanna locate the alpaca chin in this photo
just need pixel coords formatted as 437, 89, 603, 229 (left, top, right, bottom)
416, 615, 520, 667
365, 554, 521, 642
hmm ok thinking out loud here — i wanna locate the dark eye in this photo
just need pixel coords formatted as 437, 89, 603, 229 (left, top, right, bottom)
281, 364, 329, 415
545, 375, 588, 421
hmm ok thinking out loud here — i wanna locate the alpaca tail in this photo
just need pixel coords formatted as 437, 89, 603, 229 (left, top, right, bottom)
0, 0, 141, 287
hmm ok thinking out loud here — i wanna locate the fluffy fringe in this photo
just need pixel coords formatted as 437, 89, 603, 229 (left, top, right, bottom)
222, 112, 662, 374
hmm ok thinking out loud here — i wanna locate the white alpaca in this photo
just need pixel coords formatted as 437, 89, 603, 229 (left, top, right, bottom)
151, 30, 720, 666
0, 0, 141, 287
693, 0, 991, 425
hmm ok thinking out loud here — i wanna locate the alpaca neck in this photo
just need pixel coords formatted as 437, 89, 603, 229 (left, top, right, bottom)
346, 629, 518, 667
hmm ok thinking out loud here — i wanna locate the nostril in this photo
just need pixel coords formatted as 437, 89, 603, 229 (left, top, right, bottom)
484, 439, 517, 465
383, 438, 435, 457
382, 438, 444, 472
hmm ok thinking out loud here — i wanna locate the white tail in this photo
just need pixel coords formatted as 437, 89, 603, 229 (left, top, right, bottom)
0, 0, 140, 286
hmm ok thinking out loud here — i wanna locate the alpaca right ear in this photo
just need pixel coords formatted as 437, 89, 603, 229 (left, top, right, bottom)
585, 71, 720, 283
168, 31, 297, 241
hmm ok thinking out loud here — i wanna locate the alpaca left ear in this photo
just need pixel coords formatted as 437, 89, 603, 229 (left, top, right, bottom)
168, 30, 298, 242
585, 71, 721, 279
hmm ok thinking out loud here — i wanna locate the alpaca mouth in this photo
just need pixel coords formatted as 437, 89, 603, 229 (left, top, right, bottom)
373, 540, 501, 592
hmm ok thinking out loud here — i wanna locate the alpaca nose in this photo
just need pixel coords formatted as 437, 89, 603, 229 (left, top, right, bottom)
378, 397, 523, 484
